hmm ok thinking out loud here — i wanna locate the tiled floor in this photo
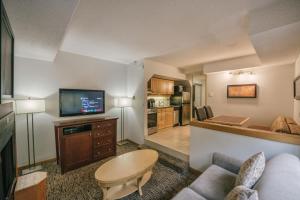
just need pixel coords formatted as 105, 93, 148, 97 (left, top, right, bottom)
145, 126, 190, 161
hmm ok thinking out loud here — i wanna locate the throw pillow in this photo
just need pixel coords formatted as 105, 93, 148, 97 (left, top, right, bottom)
288, 124, 300, 135
285, 117, 297, 125
225, 186, 258, 200
235, 152, 265, 188
271, 116, 290, 134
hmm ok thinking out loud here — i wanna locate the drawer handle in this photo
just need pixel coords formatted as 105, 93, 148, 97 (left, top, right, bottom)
97, 142, 100, 145
97, 125, 100, 128
97, 133, 100, 136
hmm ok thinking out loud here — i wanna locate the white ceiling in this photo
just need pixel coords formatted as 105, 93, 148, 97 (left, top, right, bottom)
4, 0, 300, 71
3, 0, 79, 61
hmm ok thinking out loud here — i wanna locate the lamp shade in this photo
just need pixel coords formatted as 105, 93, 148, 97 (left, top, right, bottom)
16, 99, 45, 114
114, 97, 132, 107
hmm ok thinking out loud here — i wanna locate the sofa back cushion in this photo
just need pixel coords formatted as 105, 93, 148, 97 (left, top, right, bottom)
271, 116, 290, 133
254, 154, 300, 200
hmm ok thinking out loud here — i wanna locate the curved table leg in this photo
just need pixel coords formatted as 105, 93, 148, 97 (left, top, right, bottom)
98, 168, 154, 199
137, 177, 143, 196
102, 187, 109, 200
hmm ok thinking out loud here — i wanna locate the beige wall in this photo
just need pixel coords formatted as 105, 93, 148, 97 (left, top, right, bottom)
13, 51, 129, 166
144, 59, 186, 81
206, 64, 294, 126
126, 62, 145, 144
294, 55, 300, 123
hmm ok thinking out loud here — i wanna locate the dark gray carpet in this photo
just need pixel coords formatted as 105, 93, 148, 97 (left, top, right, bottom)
42, 142, 197, 200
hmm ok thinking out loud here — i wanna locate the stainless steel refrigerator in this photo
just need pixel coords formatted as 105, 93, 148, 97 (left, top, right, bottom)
170, 92, 191, 125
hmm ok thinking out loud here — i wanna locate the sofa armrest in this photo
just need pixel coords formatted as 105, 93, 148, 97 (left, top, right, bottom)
212, 152, 243, 174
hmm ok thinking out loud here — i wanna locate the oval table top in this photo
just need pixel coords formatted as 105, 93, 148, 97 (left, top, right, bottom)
95, 149, 158, 186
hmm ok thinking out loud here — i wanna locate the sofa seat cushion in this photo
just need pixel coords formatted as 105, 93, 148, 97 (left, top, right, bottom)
271, 116, 290, 133
254, 154, 300, 200
172, 188, 207, 200
190, 165, 237, 200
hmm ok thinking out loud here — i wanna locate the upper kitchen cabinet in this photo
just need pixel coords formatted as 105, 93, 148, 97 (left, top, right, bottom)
148, 78, 174, 95
166, 80, 174, 95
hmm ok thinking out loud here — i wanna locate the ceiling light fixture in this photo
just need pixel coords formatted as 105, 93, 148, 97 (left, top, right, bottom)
228, 70, 254, 76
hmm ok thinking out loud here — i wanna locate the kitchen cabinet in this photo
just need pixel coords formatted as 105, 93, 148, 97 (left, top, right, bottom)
166, 80, 174, 95
165, 107, 174, 127
148, 78, 174, 95
157, 107, 174, 129
157, 108, 165, 129
150, 78, 160, 94
158, 79, 167, 94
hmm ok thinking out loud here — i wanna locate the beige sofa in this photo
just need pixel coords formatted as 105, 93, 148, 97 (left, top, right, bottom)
248, 116, 300, 135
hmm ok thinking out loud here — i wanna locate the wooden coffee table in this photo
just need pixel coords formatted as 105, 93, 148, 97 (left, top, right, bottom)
95, 149, 158, 200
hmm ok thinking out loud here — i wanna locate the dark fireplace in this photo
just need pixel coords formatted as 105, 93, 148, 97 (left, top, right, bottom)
0, 103, 16, 200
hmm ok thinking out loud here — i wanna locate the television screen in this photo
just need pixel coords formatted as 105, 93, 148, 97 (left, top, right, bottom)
59, 89, 105, 117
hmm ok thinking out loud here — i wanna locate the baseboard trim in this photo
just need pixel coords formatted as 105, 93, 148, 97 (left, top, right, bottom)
17, 158, 57, 175
188, 167, 202, 175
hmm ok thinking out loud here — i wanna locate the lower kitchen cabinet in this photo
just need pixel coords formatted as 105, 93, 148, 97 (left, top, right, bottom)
165, 107, 174, 127
157, 107, 174, 130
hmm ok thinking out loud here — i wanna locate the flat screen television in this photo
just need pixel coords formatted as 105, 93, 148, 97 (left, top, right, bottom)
59, 89, 105, 117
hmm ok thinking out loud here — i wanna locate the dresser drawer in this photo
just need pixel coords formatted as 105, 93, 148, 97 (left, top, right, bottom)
93, 121, 115, 130
93, 136, 114, 148
93, 145, 115, 160
93, 128, 114, 138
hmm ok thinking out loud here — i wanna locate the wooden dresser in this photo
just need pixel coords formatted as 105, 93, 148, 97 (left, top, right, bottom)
54, 116, 118, 173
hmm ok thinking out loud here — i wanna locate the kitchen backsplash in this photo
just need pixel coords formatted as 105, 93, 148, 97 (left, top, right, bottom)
147, 96, 170, 107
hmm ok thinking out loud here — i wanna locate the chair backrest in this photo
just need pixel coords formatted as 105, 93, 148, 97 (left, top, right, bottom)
194, 107, 208, 121
204, 105, 214, 118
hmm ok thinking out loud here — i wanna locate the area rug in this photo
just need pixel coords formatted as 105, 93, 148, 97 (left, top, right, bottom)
43, 142, 197, 200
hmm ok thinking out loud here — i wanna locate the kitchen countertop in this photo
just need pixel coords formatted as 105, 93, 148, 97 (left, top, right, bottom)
155, 106, 172, 108
154, 105, 181, 109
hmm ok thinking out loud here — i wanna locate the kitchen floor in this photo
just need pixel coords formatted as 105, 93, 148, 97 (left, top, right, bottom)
145, 126, 190, 161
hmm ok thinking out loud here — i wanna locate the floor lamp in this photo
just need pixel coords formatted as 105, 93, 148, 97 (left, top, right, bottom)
16, 99, 45, 174
114, 97, 132, 145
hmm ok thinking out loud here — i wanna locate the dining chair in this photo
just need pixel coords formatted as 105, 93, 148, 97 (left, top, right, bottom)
194, 107, 208, 121
204, 105, 214, 119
